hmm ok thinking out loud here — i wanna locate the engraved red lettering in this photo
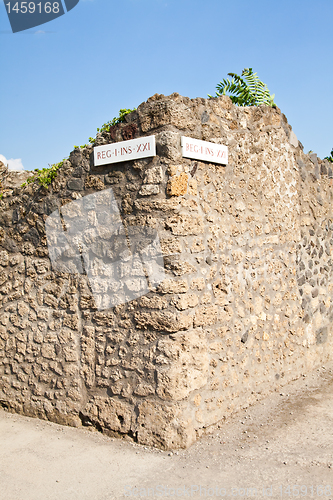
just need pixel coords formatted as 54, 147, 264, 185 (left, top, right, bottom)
97, 152, 101, 160
102, 151, 106, 159
137, 143, 149, 153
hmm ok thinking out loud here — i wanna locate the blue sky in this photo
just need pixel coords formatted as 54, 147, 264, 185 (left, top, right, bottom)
1, 0, 332, 171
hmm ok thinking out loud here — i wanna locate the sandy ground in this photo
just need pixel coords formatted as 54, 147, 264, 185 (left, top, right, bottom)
1, 364, 333, 500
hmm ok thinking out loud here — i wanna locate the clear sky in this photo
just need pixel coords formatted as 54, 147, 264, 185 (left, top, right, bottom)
1, 0, 332, 171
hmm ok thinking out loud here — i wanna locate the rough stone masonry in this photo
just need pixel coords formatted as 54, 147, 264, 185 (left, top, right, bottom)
0, 93, 332, 449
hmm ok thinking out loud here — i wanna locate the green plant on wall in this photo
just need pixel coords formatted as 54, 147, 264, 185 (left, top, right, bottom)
324, 148, 333, 163
22, 159, 65, 189
209, 68, 276, 107
88, 108, 136, 146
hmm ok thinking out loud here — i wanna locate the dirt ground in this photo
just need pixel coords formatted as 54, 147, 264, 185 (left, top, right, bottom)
1, 364, 333, 500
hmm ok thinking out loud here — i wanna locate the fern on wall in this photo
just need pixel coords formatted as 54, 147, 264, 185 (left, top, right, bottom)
210, 68, 276, 107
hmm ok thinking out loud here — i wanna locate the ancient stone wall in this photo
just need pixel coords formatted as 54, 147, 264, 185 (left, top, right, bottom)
0, 93, 332, 449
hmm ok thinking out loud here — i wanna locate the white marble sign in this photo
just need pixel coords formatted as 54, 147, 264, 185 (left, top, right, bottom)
181, 136, 228, 165
94, 135, 156, 166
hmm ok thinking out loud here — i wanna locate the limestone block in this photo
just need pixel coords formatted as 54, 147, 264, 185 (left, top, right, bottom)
157, 279, 189, 294
43, 294, 58, 308
0, 250, 9, 267
139, 184, 160, 196
167, 173, 188, 197
194, 305, 218, 327
209, 95, 232, 113
188, 178, 198, 195
165, 215, 204, 235
165, 259, 196, 276
138, 98, 197, 133
135, 400, 196, 449
134, 310, 192, 333
139, 295, 168, 309
133, 383, 155, 396
191, 278, 205, 291
63, 346, 78, 362
160, 238, 182, 255
41, 344, 56, 360
83, 396, 132, 434
289, 130, 298, 148
156, 329, 209, 401
172, 293, 199, 310
63, 313, 80, 331
156, 131, 182, 161
143, 166, 163, 184
134, 198, 180, 213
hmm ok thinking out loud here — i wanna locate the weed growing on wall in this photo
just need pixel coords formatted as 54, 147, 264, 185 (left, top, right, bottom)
324, 149, 333, 163
21, 160, 65, 189
209, 68, 276, 107
87, 108, 136, 147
